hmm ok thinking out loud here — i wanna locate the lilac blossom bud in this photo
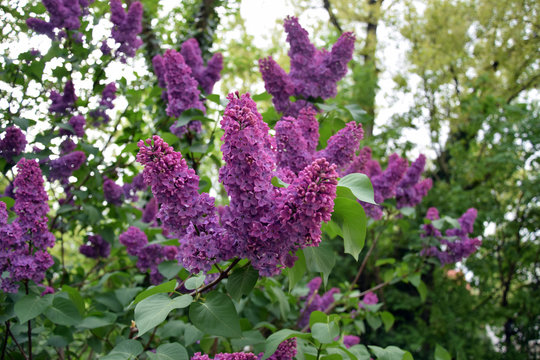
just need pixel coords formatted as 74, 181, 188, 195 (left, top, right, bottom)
103, 177, 124, 206
258, 56, 295, 114
79, 235, 110, 259
49, 151, 85, 184
0, 126, 27, 162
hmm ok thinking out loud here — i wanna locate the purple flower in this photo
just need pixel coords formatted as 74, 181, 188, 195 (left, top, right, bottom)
170, 120, 202, 138
360, 292, 378, 307
101, 41, 112, 55
79, 235, 110, 259
109, 0, 143, 60
41, 286, 55, 296
0, 126, 27, 162
0, 159, 55, 293
59, 115, 85, 137
49, 80, 77, 114
343, 335, 360, 348
191, 353, 259, 360
137, 136, 231, 273
142, 197, 158, 223
267, 339, 297, 360
275, 116, 314, 174
119, 226, 147, 256
395, 154, 432, 209
26, 0, 91, 39
422, 208, 481, 264
180, 38, 223, 94
259, 17, 355, 116
162, 49, 205, 118
103, 177, 124, 206
299, 277, 341, 328
49, 151, 86, 184
90, 82, 116, 125
317, 122, 363, 170
59, 138, 77, 155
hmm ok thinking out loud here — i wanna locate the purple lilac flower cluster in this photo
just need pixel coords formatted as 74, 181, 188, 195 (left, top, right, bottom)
275, 108, 363, 176
180, 38, 224, 94
153, 49, 205, 137
137, 93, 339, 276
0, 159, 55, 293
122, 173, 147, 202
90, 83, 117, 125
422, 208, 481, 264
191, 353, 258, 360
119, 226, 177, 284
26, 0, 92, 39
141, 198, 158, 223
49, 80, 77, 115
103, 177, 124, 206
137, 136, 231, 274
190, 338, 296, 360
343, 335, 361, 348
298, 277, 340, 328
59, 115, 85, 137
79, 235, 110, 259
359, 291, 378, 308
343, 148, 432, 219
109, 0, 143, 61
259, 16, 355, 117
0, 126, 27, 163
48, 151, 86, 184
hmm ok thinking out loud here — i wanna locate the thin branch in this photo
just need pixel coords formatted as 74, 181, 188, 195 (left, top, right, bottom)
322, 0, 343, 34
188, 258, 241, 296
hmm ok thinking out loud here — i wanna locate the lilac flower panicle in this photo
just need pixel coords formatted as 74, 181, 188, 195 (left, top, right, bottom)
162, 49, 205, 118
396, 154, 432, 209
109, 0, 143, 60
49, 80, 77, 115
422, 208, 481, 264
142, 197, 158, 223
49, 151, 86, 184
119, 226, 147, 256
90, 82, 117, 124
191, 353, 259, 360
170, 120, 202, 138
344, 335, 360, 348
103, 177, 124, 206
318, 122, 363, 169
59, 138, 77, 155
180, 38, 224, 94
79, 235, 111, 259
267, 338, 297, 360
259, 16, 355, 116
0, 126, 27, 162
26, 0, 91, 38
59, 115, 85, 137
299, 277, 342, 328
137, 136, 231, 273
275, 116, 313, 173
361, 291, 378, 306
0, 159, 55, 292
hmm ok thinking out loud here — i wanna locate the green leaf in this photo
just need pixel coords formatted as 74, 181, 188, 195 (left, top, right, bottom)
366, 313, 382, 330
61, 285, 85, 314
44, 296, 82, 326
158, 261, 183, 280
415, 281, 427, 302
380, 311, 395, 332
251, 92, 272, 101
309, 311, 328, 328
287, 249, 306, 292
101, 339, 143, 360
183, 323, 203, 346
267, 285, 290, 320
375, 258, 396, 267
147, 343, 189, 360
82, 203, 102, 224
332, 197, 367, 261
343, 104, 367, 122
271, 176, 290, 188
15, 294, 53, 323
312, 321, 339, 344
338, 173, 376, 204
78, 313, 117, 329
189, 291, 242, 338
262, 329, 311, 359
368, 345, 407, 360
435, 344, 452, 360
132, 280, 177, 306
0, 197, 14, 209
135, 294, 192, 336
185, 274, 206, 290
227, 265, 259, 300
304, 244, 336, 285
206, 94, 221, 104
